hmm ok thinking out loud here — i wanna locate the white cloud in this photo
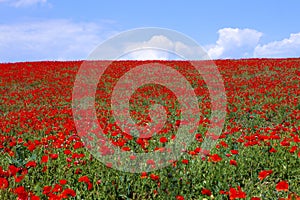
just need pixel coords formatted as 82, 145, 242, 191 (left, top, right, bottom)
0, 0, 48, 7
2, 23, 207, 62
0, 20, 115, 62
1, 22, 299, 62
121, 35, 208, 60
122, 35, 177, 60
12, 0, 46, 7
120, 49, 171, 60
207, 28, 263, 59
254, 33, 300, 58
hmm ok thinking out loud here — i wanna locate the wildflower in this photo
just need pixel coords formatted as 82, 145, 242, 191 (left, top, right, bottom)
59, 179, 67, 185
141, 172, 147, 179
176, 195, 184, 200
229, 186, 246, 199
150, 174, 159, 181
61, 188, 76, 198
210, 154, 222, 162
230, 159, 238, 166
41, 155, 49, 163
159, 137, 168, 143
26, 161, 37, 168
202, 188, 212, 196
230, 150, 239, 155
276, 181, 289, 191
258, 170, 273, 180
182, 159, 189, 165
0, 178, 9, 189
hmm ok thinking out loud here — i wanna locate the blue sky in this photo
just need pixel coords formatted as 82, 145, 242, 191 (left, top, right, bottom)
1, 0, 300, 62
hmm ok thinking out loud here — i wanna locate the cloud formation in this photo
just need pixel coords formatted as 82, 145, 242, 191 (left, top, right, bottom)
254, 33, 300, 58
0, 20, 299, 62
0, 0, 47, 7
206, 28, 300, 59
120, 49, 171, 60
207, 28, 263, 59
120, 35, 174, 60
121, 35, 208, 60
0, 20, 115, 62
12, 0, 47, 7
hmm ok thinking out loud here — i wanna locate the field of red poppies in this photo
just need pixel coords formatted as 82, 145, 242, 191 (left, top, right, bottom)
0, 59, 299, 199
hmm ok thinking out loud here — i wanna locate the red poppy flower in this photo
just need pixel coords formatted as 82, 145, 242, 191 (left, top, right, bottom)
289, 146, 297, 153
75, 168, 82, 174
78, 176, 93, 190
59, 179, 67, 185
8, 165, 18, 177
0, 178, 9, 189
182, 159, 189, 165
171, 134, 176, 140
230, 150, 239, 155
73, 141, 84, 149
230, 159, 238, 166
42, 166, 47, 172
87, 182, 93, 190
141, 172, 147, 179
129, 155, 136, 160
159, 137, 168, 143
26, 161, 37, 168
220, 141, 228, 148
52, 184, 62, 193
122, 146, 131, 151
276, 181, 289, 191
195, 133, 202, 140
106, 162, 113, 168
202, 188, 212, 196
269, 148, 277, 153
287, 193, 300, 200
78, 175, 90, 183
150, 174, 159, 181
280, 139, 290, 147
176, 195, 185, 200
220, 190, 229, 195
146, 159, 155, 165
41, 155, 49, 163
61, 188, 76, 198
30, 194, 40, 200
27, 143, 36, 152
14, 186, 28, 199
258, 170, 273, 180
0, 167, 8, 177
64, 149, 72, 155
229, 186, 246, 199
14, 175, 25, 183
50, 153, 58, 160
210, 154, 222, 162
43, 186, 52, 195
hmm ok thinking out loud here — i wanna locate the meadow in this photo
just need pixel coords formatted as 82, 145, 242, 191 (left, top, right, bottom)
0, 59, 299, 199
